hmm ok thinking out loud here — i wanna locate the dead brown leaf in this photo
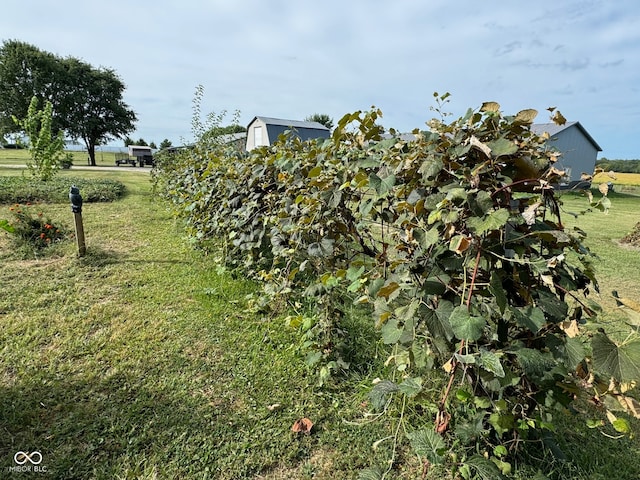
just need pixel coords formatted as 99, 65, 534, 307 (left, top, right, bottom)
598, 183, 609, 196
435, 411, 451, 434
560, 319, 580, 338
291, 417, 314, 435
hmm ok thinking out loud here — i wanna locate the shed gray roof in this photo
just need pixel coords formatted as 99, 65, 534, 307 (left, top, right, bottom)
249, 116, 331, 144
250, 116, 330, 131
531, 121, 602, 152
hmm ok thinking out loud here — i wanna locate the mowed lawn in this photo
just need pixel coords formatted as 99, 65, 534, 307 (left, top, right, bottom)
0, 148, 122, 167
0, 169, 395, 479
0, 166, 639, 479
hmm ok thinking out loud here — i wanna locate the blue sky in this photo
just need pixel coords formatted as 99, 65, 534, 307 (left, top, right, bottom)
2, 0, 639, 158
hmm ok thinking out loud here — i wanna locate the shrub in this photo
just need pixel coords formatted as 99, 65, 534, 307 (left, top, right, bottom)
155, 96, 640, 475
1, 203, 71, 250
0, 176, 125, 204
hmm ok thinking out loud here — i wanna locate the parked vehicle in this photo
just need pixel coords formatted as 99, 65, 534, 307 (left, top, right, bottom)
115, 146, 155, 167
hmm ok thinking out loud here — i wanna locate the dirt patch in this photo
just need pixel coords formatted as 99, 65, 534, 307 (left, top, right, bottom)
621, 222, 640, 248
255, 448, 336, 480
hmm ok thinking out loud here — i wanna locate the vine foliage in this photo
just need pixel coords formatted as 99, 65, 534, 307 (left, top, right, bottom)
154, 96, 640, 474
12, 96, 65, 181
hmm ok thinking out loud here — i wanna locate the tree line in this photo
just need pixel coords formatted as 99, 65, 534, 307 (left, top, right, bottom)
0, 40, 136, 165
596, 158, 640, 173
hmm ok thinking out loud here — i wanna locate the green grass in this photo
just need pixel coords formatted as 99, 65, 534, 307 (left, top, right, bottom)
0, 147, 127, 168
557, 189, 640, 320
1, 172, 639, 479
0, 170, 396, 479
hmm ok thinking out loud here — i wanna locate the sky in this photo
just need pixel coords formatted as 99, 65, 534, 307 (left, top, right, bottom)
1, 0, 639, 158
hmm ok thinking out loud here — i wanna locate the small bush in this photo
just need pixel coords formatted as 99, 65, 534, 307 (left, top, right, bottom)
1, 203, 71, 250
0, 176, 125, 204
60, 153, 73, 169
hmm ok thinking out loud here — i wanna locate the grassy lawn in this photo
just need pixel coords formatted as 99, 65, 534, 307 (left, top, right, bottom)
0, 168, 397, 479
0, 148, 126, 168
557, 188, 640, 322
1, 168, 639, 479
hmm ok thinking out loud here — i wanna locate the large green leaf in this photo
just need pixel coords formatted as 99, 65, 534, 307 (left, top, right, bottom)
514, 347, 557, 378
487, 137, 518, 158
465, 455, 505, 480
306, 237, 335, 257
489, 411, 515, 436
413, 226, 440, 249
536, 289, 568, 322
369, 173, 396, 196
357, 466, 384, 480
381, 318, 403, 345
564, 336, 586, 369
474, 190, 494, 215
489, 271, 507, 314
467, 208, 510, 235
479, 349, 505, 378
398, 377, 423, 397
406, 429, 446, 464
511, 306, 546, 333
368, 380, 399, 410
423, 300, 454, 341
591, 333, 640, 382
449, 305, 486, 341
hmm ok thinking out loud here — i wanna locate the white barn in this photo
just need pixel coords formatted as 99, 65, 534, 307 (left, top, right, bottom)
245, 116, 330, 151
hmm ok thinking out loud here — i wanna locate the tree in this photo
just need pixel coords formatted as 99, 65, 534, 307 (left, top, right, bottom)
149, 141, 157, 149
12, 96, 64, 181
0, 40, 137, 166
305, 113, 334, 130
159, 138, 172, 149
59, 58, 136, 165
0, 40, 65, 136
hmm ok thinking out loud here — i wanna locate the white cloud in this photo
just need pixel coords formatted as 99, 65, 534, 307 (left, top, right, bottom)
1, 0, 639, 157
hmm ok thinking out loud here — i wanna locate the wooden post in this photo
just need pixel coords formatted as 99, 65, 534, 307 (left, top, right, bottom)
69, 185, 86, 257
73, 211, 86, 256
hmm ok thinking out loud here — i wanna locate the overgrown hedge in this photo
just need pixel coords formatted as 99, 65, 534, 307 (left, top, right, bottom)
154, 99, 640, 477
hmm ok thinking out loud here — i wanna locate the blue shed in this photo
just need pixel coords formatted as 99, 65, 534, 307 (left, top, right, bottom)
531, 121, 602, 187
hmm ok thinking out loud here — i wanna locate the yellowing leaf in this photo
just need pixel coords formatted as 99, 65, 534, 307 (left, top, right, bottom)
546, 167, 566, 179
551, 110, 567, 125
560, 319, 580, 338
307, 166, 322, 178
470, 135, 492, 157
481, 101, 501, 112
377, 281, 400, 299
522, 202, 541, 226
598, 182, 609, 196
449, 235, 472, 255
515, 108, 538, 124
443, 357, 454, 373
617, 395, 640, 418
